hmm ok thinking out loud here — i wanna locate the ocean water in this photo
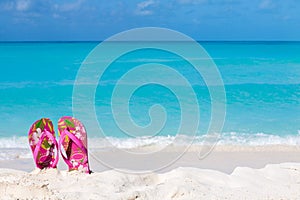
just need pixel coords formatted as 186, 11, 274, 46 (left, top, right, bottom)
0, 41, 300, 159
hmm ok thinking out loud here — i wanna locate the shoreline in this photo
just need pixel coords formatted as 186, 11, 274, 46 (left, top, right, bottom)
1, 145, 300, 199
1, 144, 300, 173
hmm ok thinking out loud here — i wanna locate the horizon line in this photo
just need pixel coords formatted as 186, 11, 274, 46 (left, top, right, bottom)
1, 40, 300, 43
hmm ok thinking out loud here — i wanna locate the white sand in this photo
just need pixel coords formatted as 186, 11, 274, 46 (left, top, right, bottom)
1, 163, 300, 199
1, 145, 300, 199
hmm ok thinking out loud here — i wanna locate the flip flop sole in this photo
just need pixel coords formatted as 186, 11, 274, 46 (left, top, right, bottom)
28, 118, 58, 169
58, 116, 90, 173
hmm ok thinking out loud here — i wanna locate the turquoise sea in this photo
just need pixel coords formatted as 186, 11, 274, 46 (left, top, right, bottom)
0, 41, 300, 159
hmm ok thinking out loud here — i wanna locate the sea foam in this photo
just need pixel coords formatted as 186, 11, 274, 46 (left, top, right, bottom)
1, 132, 300, 160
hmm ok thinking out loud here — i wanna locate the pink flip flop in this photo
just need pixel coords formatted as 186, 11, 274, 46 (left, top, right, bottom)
58, 116, 91, 174
28, 118, 59, 169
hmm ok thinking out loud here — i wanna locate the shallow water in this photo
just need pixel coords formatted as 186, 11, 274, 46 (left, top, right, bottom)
0, 41, 299, 155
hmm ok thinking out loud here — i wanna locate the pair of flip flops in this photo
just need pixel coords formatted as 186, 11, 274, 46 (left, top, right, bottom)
28, 116, 91, 174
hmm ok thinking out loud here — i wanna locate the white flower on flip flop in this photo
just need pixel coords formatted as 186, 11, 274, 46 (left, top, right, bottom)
75, 131, 82, 139
74, 126, 84, 140
70, 159, 79, 168
31, 128, 42, 145
36, 128, 42, 137
47, 137, 54, 146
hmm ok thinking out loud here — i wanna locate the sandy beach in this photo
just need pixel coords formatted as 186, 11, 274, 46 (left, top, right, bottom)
1, 0, 300, 199
1, 145, 300, 199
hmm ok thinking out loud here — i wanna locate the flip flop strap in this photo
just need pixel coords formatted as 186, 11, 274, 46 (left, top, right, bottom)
59, 129, 88, 168
33, 130, 59, 168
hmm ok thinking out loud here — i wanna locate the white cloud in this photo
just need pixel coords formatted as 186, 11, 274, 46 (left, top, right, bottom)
54, 0, 84, 12
16, 0, 31, 11
259, 0, 274, 10
138, 0, 155, 10
1, 2, 14, 11
135, 0, 155, 16
0, 0, 31, 12
177, 0, 206, 4
52, 13, 61, 19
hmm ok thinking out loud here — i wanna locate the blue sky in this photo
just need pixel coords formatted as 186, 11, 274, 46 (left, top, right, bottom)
0, 0, 300, 41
